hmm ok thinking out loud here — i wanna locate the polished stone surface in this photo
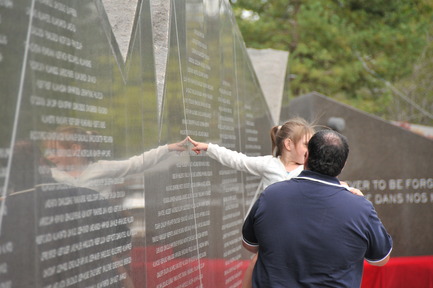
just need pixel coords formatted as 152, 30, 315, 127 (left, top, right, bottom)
0, 0, 272, 287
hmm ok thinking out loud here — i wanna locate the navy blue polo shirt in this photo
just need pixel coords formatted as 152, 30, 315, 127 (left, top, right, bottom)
242, 170, 392, 288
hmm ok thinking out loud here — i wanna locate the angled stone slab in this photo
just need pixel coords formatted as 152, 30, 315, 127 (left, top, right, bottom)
287, 91, 433, 257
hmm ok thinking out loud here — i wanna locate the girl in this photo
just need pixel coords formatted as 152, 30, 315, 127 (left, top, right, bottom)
188, 117, 315, 191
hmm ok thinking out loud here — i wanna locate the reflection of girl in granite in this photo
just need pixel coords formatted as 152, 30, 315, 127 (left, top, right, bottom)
44, 126, 188, 198
2, 140, 134, 287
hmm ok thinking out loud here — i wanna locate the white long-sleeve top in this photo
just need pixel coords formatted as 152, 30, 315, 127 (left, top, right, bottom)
51, 144, 170, 197
206, 143, 304, 190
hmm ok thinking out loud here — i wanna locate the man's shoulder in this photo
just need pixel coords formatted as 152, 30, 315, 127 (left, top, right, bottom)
267, 178, 293, 187
262, 178, 299, 196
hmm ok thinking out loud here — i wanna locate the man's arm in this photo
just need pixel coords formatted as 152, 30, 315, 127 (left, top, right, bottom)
242, 239, 258, 253
366, 249, 392, 266
364, 204, 393, 267
242, 199, 260, 254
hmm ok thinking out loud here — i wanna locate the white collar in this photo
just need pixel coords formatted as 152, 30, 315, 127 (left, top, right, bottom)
294, 176, 349, 190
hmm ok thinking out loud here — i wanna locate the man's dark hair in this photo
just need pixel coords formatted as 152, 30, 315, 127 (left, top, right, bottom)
307, 129, 349, 177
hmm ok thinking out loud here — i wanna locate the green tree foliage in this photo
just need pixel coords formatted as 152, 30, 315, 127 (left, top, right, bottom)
231, 0, 433, 125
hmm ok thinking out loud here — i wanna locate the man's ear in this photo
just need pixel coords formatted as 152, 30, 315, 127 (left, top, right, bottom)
304, 151, 309, 169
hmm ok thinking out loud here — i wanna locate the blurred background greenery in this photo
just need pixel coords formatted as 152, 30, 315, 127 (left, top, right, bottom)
230, 0, 433, 126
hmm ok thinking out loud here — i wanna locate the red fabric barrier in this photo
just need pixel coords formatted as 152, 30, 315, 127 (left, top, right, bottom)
131, 248, 433, 287
130, 246, 250, 287
361, 256, 433, 288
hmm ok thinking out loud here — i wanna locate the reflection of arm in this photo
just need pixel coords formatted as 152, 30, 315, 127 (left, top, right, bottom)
94, 145, 170, 178
206, 143, 269, 176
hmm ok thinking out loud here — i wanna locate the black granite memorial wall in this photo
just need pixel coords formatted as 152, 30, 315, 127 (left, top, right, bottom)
0, 0, 272, 287
286, 92, 433, 257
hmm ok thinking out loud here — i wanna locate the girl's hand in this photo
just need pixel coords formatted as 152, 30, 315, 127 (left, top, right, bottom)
187, 136, 209, 154
348, 187, 364, 196
340, 181, 364, 196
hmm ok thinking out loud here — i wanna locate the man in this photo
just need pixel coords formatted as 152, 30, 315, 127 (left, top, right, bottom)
242, 130, 392, 287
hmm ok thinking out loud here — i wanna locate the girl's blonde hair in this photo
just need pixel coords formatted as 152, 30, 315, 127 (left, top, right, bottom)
270, 117, 316, 157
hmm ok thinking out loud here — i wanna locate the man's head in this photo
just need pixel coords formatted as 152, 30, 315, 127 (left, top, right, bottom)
306, 129, 349, 177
